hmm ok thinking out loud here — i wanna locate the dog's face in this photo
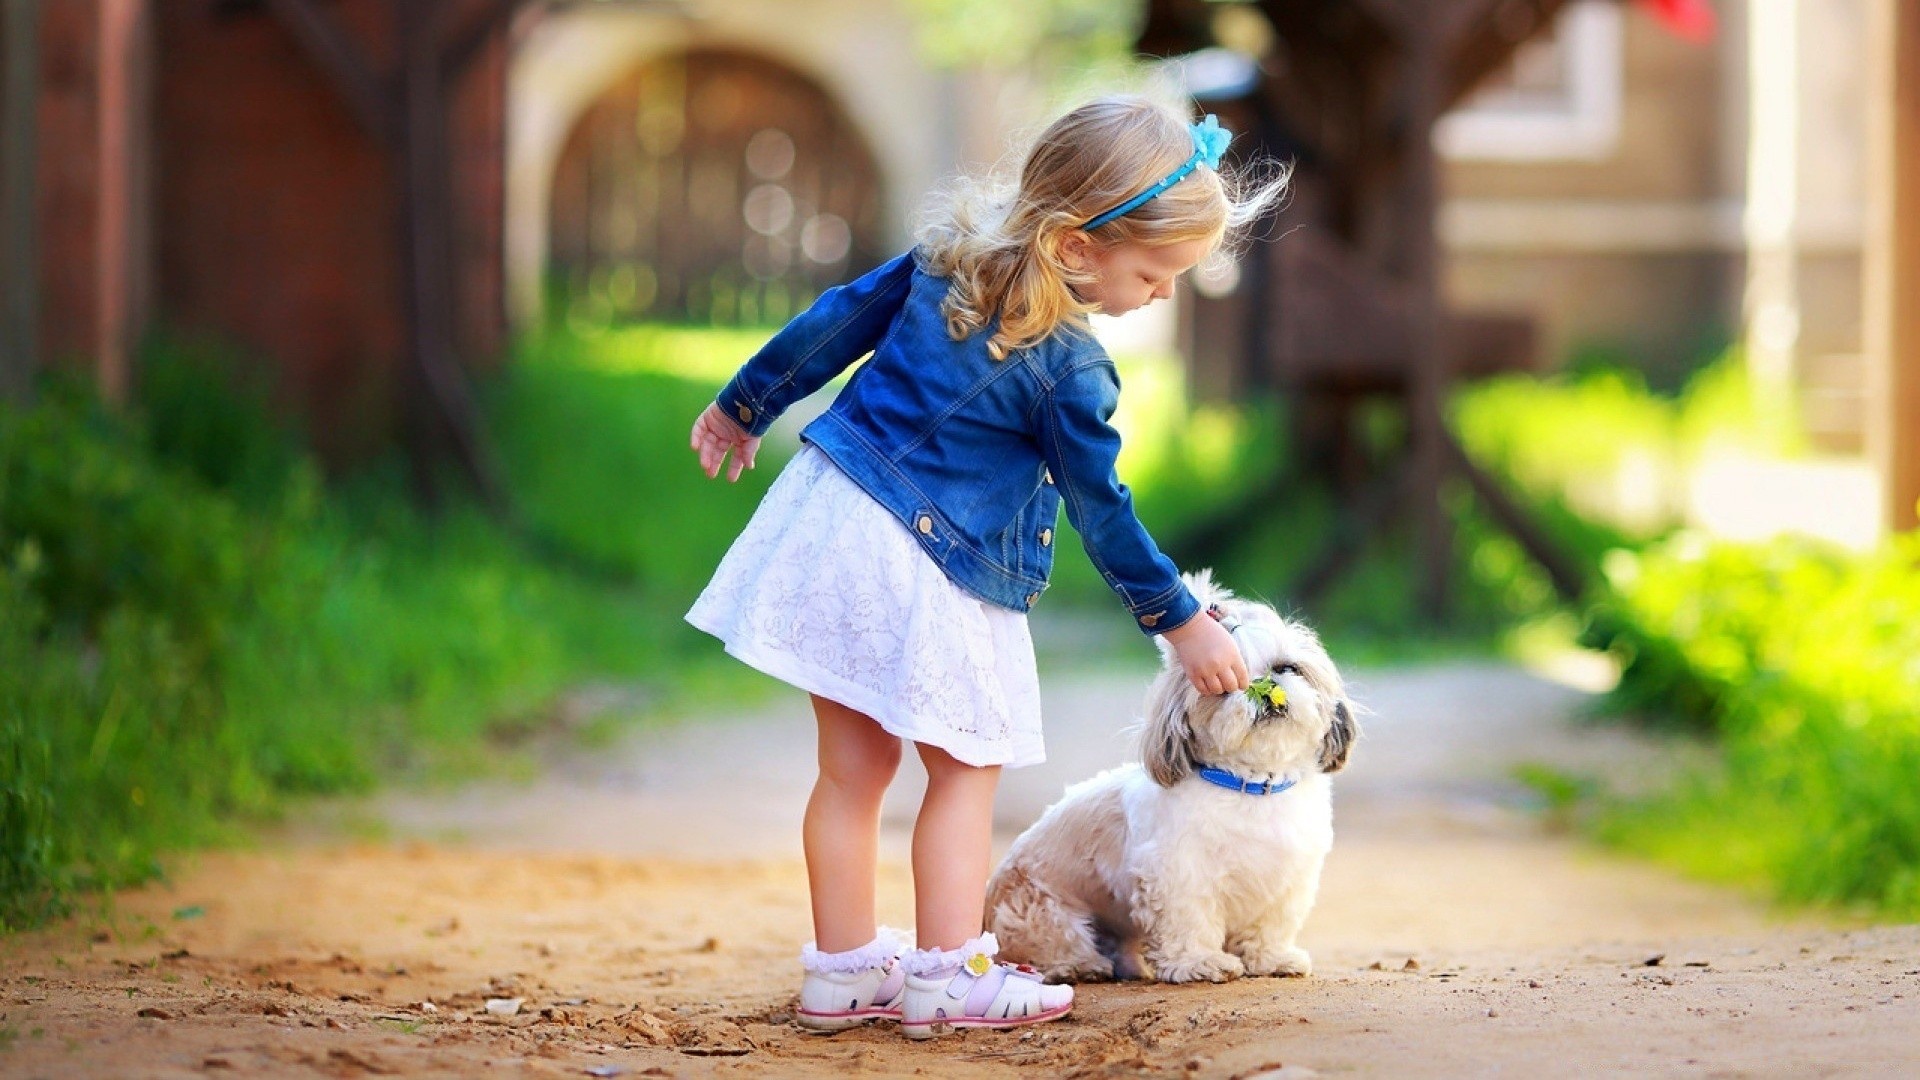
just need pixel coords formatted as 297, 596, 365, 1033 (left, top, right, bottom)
1141, 571, 1357, 787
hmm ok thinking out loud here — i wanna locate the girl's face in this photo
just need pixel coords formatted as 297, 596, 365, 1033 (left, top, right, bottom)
1065, 236, 1213, 317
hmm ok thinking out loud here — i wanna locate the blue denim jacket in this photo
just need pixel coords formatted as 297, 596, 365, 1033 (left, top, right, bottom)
713, 250, 1200, 636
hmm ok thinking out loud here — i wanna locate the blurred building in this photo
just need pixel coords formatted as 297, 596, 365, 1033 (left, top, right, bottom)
509, 1, 1881, 437
1439, 0, 1909, 540
504, 0, 1038, 331
1442, 0, 1870, 453
3, 0, 1912, 530
1, 0, 511, 459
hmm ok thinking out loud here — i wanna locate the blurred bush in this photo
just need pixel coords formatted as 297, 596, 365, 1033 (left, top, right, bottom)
16, 318, 1876, 929
1455, 349, 1919, 917
1580, 531, 1920, 916
514, 322, 1551, 660
0, 351, 680, 930
1452, 348, 1797, 545
493, 325, 790, 609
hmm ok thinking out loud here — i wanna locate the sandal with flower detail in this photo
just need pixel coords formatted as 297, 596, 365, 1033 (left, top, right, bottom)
795, 928, 910, 1032
898, 933, 1074, 1039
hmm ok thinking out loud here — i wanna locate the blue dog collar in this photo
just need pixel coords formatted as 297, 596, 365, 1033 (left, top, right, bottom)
1081, 114, 1231, 231
1194, 766, 1296, 796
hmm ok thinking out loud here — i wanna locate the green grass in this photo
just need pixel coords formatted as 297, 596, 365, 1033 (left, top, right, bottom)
513, 321, 1553, 662
1576, 530, 1920, 917
0, 349, 733, 930
1451, 349, 1799, 546
13, 318, 1790, 932
1453, 349, 1920, 920
492, 325, 794, 608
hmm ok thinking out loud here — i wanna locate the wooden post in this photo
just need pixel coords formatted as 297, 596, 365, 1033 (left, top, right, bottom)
1866, 0, 1920, 532
261, 0, 391, 143
1403, 16, 1452, 618
94, 0, 148, 405
264, 0, 507, 509
395, 0, 505, 510
1, 0, 39, 405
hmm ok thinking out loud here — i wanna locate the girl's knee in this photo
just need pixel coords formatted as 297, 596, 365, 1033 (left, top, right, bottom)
917, 742, 1000, 789
818, 723, 902, 794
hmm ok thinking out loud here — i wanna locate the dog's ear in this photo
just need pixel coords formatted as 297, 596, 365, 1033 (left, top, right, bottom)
1140, 672, 1197, 787
1318, 699, 1358, 774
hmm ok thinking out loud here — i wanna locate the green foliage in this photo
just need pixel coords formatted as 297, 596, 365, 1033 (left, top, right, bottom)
500, 325, 1547, 664
0, 358, 682, 930
1451, 350, 1796, 547
137, 334, 309, 507
902, 0, 1141, 72
11, 318, 1830, 930
492, 326, 791, 608
1581, 531, 1920, 916
1451, 348, 1920, 919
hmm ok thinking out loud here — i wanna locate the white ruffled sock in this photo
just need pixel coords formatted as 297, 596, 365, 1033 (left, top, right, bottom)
799, 926, 911, 973
900, 931, 997, 977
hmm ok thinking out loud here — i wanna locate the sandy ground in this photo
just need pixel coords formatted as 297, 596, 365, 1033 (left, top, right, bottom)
4, 659, 1918, 1079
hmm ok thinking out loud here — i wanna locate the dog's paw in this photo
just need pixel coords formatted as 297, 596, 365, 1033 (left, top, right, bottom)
1044, 957, 1115, 983
1151, 950, 1246, 984
1240, 944, 1312, 978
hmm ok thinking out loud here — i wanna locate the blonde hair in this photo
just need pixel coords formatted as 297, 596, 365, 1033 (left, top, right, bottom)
915, 95, 1287, 360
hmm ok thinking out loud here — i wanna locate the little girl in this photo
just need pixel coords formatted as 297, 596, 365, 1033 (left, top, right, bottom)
687, 95, 1284, 1038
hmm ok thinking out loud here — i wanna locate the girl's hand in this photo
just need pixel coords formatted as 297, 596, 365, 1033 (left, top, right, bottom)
690, 402, 763, 482
1160, 614, 1250, 696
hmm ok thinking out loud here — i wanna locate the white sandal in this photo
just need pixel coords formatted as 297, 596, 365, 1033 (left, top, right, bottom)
898, 933, 1074, 1039
795, 928, 910, 1032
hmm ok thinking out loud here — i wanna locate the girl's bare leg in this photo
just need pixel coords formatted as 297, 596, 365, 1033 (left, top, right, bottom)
804, 694, 903, 952
912, 742, 1001, 950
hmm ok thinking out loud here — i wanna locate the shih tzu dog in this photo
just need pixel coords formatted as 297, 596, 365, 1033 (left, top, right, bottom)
986, 571, 1356, 984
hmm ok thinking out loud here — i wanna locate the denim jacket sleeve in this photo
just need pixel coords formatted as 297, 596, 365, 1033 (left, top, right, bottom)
712, 251, 916, 437
1037, 356, 1201, 636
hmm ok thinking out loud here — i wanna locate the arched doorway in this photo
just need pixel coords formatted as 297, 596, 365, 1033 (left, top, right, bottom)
547, 49, 885, 328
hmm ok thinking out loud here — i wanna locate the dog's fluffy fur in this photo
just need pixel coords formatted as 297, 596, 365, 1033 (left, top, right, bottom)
986, 572, 1356, 984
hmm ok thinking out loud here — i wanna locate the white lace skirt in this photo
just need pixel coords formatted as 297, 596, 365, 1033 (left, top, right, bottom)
686, 446, 1046, 768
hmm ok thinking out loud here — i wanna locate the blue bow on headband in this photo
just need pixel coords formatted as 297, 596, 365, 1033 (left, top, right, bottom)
1191, 114, 1230, 170
1081, 114, 1232, 231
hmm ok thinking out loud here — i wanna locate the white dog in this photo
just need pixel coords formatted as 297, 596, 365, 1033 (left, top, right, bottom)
986, 572, 1356, 984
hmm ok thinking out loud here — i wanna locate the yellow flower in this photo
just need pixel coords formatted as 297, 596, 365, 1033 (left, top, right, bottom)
965, 952, 992, 976
1248, 677, 1287, 709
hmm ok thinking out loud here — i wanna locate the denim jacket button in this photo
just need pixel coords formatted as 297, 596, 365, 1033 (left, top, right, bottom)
736, 404, 753, 424
1038, 528, 1053, 547
1026, 592, 1039, 606
916, 514, 934, 536
1042, 468, 1054, 485
1139, 612, 1161, 628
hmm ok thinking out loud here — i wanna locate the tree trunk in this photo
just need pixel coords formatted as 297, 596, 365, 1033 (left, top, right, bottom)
394, 0, 505, 510
1866, 0, 1920, 532
1, 0, 41, 406
1400, 19, 1451, 619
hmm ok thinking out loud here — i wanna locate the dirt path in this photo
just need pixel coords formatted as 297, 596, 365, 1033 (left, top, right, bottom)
4, 659, 1918, 1078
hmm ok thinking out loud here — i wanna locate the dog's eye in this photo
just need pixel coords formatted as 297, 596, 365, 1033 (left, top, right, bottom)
1273, 663, 1302, 677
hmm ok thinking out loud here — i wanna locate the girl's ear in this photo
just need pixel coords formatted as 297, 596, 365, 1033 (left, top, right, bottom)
1057, 228, 1096, 273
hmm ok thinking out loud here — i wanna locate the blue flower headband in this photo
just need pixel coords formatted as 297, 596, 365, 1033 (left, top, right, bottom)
1080, 115, 1231, 231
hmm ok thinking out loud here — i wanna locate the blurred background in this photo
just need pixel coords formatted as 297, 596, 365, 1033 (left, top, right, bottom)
2, 0, 1916, 931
